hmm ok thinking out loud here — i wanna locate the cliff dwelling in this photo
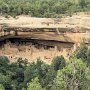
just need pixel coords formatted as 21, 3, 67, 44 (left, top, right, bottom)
0, 14, 90, 64
0, 38, 74, 64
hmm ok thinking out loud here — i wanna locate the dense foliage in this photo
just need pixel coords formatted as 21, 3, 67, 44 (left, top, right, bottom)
0, 0, 90, 17
0, 43, 90, 90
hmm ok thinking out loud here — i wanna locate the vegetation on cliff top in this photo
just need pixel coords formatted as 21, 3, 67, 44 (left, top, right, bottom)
0, 0, 90, 17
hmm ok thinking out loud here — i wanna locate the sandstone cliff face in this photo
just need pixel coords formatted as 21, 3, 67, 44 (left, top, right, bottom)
0, 14, 90, 43
0, 14, 90, 63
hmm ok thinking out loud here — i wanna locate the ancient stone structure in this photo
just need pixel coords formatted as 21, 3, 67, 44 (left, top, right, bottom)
0, 14, 90, 64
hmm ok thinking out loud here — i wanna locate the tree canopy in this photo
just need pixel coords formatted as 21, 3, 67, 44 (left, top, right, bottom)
0, 0, 90, 17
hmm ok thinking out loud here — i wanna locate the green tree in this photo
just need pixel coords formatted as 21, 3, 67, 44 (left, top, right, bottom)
51, 57, 90, 90
24, 59, 49, 88
79, 0, 86, 8
86, 48, 90, 67
0, 84, 5, 90
28, 77, 43, 90
0, 74, 12, 90
51, 56, 66, 71
24, 60, 43, 84
0, 56, 10, 75
75, 43, 88, 61
45, 67, 56, 90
